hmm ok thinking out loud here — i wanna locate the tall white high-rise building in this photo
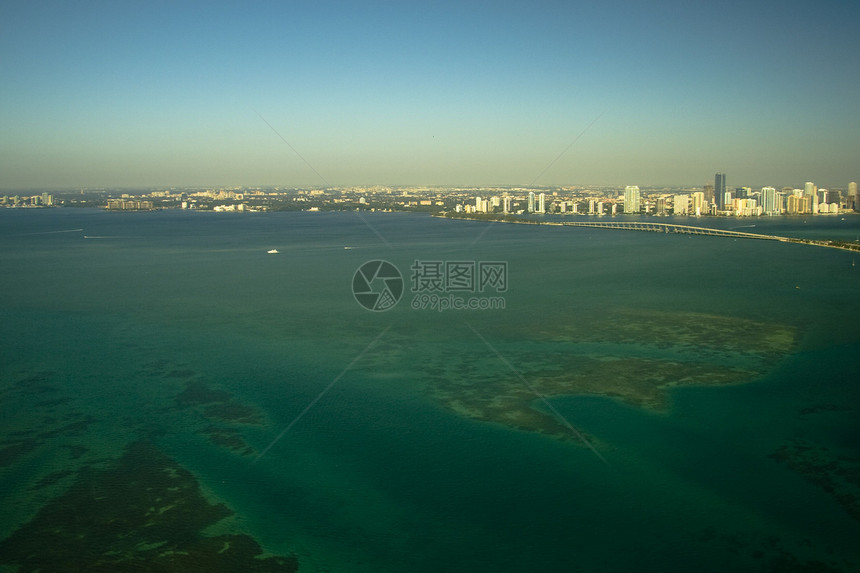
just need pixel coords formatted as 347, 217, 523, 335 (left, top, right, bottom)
527, 192, 535, 213
503, 195, 512, 213
475, 196, 483, 212
673, 195, 688, 215
761, 186, 779, 215
849, 182, 858, 196
538, 193, 546, 214
624, 186, 640, 214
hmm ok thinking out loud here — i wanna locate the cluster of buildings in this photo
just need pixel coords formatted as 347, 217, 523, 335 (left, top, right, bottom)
106, 198, 154, 211
680, 175, 853, 217
456, 176, 858, 218
0, 193, 54, 208
4, 177, 858, 217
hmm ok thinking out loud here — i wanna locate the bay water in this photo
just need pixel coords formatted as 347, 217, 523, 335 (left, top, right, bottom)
1, 209, 858, 572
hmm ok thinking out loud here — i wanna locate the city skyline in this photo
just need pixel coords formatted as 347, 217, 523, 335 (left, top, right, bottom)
2, 1, 859, 190
4, 177, 858, 218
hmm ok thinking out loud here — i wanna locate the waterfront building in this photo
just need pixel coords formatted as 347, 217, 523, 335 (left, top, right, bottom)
538, 193, 546, 214
787, 194, 812, 215
733, 198, 760, 217
761, 186, 779, 215
528, 192, 535, 213
623, 186, 640, 214
715, 173, 727, 209
673, 195, 689, 215
691, 192, 705, 216
106, 199, 154, 211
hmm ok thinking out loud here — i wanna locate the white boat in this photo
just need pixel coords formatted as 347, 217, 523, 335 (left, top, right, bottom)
267, 249, 278, 254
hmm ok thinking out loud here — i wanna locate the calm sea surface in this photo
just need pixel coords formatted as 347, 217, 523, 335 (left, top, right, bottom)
1, 209, 859, 572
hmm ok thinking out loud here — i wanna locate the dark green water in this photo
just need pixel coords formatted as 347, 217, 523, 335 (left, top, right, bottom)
1, 209, 859, 572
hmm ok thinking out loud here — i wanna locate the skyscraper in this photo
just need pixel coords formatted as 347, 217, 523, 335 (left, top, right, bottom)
715, 173, 727, 209
624, 186, 640, 214
761, 186, 779, 215
527, 192, 535, 213
538, 193, 546, 214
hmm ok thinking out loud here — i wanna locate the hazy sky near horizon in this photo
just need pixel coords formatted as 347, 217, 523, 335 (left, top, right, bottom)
1, 0, 858, 190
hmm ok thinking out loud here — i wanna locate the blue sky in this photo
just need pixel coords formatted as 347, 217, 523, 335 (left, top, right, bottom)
1, 0, 858, 189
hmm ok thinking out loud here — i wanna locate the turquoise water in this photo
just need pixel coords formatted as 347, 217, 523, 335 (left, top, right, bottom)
1, 209, 859, 572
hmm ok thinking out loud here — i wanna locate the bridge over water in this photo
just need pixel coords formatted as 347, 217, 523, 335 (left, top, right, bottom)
442, 214, 860, 252
560, 221, 789, 241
